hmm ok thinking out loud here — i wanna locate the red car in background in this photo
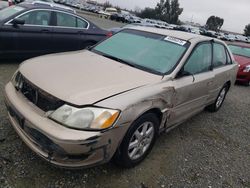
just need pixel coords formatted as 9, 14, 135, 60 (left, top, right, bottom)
228, 42, 250, 86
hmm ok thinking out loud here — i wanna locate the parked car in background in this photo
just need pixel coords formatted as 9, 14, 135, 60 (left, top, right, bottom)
0, 0, 8, 9
173, 25, 190, 32
0, 2, 110, 59
99, 7, 117, 19
235, 35, 249, 43
190, 27, 200, 35
228, 42, 250, 86
200, 30, 218, 38
110, 13, 126, 23
26, 0, 76, 13
4, 27, 237, 168
222, 34, 235, 41
125, 15, 141, 24
109, 23, 157, 34
8, 0, 15, 6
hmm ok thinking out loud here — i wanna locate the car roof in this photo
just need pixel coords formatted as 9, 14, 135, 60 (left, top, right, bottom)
19, 2, 75, 14
128, 26, 220, 43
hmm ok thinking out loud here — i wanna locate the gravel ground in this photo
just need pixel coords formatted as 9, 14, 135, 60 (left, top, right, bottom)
0, 12, 250, 188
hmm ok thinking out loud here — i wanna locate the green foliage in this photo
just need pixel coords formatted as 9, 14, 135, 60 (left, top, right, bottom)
138, 0, 183, 24
114, 6, 121, 13
138, 8, 158, 20
244, 24, 250, 36
103, 1, 112, 9
206, 16, 224, 31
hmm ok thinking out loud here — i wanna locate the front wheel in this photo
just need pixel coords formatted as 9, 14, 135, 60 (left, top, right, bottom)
113, 113, 159, 168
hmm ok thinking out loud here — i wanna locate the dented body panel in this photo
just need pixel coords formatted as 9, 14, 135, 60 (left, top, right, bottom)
4, 27, 238, 168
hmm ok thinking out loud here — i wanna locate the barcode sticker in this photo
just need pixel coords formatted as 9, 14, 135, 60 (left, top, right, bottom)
164, 36, 187, 46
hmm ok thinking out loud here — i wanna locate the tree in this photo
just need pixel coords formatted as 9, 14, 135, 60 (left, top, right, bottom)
155, 0, 183, 24
134, 6, 142, 14
206, 16, 224, 31
138, 0, 183, 24
244, 24, 250, 36
103, 1, 112, 9
138, 8, 158, 20
114, 6, 121, 13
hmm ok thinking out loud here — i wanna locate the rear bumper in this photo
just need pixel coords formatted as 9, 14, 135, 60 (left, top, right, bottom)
4, 82, 128, 168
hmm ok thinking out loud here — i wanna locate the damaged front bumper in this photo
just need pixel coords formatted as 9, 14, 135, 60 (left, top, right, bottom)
4, 82, 128, 168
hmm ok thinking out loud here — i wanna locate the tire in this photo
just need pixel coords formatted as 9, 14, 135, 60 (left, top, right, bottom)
206, 84, 229, 112
113, 113, 159, 168
245, 80, 250, 86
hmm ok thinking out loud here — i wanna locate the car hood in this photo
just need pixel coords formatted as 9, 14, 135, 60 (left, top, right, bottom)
19, 50, 162, 105
233, 55, 250, 66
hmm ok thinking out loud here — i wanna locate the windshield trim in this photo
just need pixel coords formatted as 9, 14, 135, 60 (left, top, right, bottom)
91, 29, 190, 76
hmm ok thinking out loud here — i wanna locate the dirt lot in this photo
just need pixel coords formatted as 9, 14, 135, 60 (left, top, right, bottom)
0, 12, 250, 188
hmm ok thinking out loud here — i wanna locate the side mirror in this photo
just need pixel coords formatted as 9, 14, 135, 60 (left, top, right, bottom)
11, 18, 25, 26
177, 69, 195, 82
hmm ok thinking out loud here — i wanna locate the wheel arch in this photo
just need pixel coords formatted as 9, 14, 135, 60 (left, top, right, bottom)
225, 80, 231, 90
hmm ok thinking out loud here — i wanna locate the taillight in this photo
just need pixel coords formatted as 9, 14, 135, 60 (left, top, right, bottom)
106, 31, 113, 38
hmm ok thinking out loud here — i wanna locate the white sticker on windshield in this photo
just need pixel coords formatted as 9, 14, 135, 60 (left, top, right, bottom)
164, 36, 187, 46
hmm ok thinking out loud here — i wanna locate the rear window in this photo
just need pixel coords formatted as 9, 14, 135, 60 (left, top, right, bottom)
0, 6, 25, 21
213, 43, 227, 67
92, 30, 189, 75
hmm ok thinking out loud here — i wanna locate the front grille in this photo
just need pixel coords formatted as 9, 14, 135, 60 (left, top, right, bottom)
15, 72, 64, 112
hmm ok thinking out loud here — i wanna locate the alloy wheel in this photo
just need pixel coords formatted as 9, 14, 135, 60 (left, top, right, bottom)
216, 88, 226, 109
128, 122, 155, 160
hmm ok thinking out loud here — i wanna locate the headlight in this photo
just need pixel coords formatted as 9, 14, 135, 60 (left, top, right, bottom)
49, 105, 120, 130
243, 65, 250, 72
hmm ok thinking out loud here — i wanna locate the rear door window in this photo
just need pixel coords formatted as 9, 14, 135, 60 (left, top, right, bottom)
56, 12, 76, 28
213, 43, 227, 68
77, 18, 88, 28
19, 10, 51, 26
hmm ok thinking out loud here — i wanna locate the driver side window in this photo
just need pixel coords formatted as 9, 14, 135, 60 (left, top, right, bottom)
184, 43, 212, 75
213, 43, 227, 67
18, 10, 51, 26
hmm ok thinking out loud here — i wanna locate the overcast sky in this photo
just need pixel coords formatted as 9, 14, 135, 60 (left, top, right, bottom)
97, 0, 249, 33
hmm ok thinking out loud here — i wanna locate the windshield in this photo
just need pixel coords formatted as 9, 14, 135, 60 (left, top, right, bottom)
92, 30, 188, 75
0, 6, 25, 21
228, 45, 250, 58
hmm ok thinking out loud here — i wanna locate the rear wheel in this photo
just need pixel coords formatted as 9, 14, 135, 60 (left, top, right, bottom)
113, 113, 159, 168
206, 84, 229, 112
